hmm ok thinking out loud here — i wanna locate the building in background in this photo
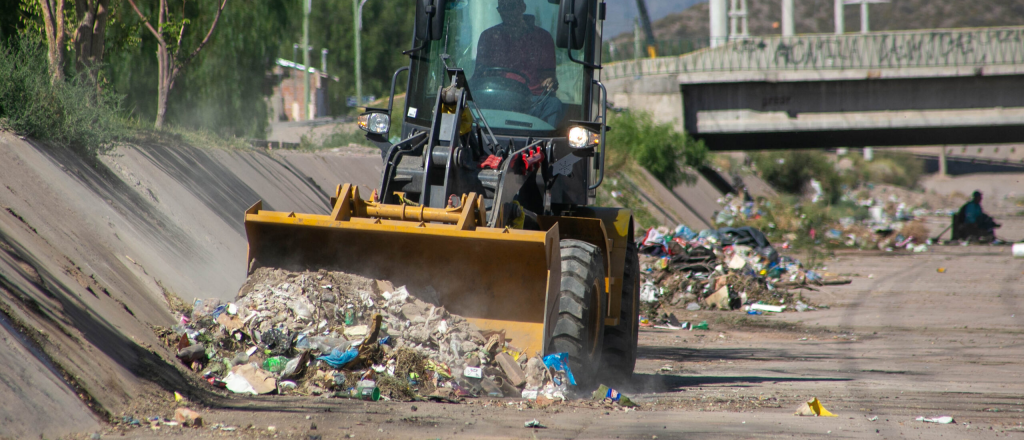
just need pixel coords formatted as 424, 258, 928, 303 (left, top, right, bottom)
269, 59, 338, 121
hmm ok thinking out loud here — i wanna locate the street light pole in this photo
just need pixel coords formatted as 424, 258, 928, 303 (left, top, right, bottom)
303, 0, 311, 119
354, 0, 368, 107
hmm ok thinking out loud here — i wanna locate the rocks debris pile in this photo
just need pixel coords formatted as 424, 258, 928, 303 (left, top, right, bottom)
159, 267, 575, 404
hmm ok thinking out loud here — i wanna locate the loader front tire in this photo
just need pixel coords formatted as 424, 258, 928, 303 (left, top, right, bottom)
600, 238, 640, 381
547, 239, 606, 386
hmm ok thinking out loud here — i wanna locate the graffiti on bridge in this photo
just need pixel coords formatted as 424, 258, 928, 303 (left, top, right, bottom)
602, 26, 1024, 80
728, 28, 1024, 69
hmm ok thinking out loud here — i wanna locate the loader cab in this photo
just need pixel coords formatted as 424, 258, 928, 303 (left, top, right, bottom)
361, 0, 607, 219
404, 0, 601, 136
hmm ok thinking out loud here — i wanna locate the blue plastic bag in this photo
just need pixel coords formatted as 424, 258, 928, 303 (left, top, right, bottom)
318, 348, 359, 368
542, 352, 576, 386
674, 224, 697, 241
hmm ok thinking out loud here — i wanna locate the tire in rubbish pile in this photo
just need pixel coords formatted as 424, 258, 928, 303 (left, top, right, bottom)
547, 239, 606, 386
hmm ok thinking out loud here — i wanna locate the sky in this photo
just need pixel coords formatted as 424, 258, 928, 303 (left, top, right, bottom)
601, 0, 708, 39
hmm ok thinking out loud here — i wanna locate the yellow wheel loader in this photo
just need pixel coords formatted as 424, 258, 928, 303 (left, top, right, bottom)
245, 0, 638, 383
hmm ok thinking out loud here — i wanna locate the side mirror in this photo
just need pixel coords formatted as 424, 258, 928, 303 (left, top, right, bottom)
415, 0, 448, 42
555, 0, 594, 50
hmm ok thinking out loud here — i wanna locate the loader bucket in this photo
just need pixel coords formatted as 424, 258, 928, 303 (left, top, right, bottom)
244, 185, 559, 356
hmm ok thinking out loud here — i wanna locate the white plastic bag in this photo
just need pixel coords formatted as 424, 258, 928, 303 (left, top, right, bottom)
224, 371, 257, 395
639, 281, 659, 303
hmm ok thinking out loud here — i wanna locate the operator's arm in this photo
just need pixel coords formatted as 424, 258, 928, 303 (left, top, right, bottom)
536, 30, 557, 90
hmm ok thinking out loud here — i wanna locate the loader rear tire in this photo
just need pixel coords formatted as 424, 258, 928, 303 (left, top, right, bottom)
547, 239, 606, 386
600, 238, 640, 381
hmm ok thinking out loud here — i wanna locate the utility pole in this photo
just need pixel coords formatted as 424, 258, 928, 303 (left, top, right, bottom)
709, 0, 728, 47
633, 18, 642, 60
834, 0, 844, 34
782, 0, 794, 37
729, 0, 749, 41
354, 0, 368, 107
843, 0, 889, 34
860, 1, 869, 33
303, 0, 311, 120
634, 0, 657, 57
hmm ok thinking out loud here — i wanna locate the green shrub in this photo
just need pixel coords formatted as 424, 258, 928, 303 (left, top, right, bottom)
0, 37, 129, 155
850, 151, 924, 188
605, 110, 708, 188
750, 150, 846, 203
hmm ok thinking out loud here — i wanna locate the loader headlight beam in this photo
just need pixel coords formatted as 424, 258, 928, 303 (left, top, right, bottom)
568, 126, 599, 149
358, 112, 391, 135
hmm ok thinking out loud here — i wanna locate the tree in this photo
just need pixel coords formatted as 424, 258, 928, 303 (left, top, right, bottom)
308, 0, 414, 115
605, 110, 708, 188
73, 0, 110, 83
36, 0, 67, 83
125, 0, 227, 128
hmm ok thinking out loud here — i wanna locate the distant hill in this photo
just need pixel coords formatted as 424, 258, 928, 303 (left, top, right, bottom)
602, 0, 707, 40
609, 0, 1024, 47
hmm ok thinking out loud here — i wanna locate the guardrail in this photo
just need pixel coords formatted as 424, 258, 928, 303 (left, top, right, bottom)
603, 26, 1024, 80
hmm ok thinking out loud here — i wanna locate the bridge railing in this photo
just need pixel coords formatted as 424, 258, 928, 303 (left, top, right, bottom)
603, 37, 711, 63
603, 26, 1024, 81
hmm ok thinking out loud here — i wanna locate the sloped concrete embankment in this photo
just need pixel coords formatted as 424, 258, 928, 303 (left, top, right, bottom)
0, 131, 380, 438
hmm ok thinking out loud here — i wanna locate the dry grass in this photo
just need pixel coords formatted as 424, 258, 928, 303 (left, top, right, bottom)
898, 220, 930, 242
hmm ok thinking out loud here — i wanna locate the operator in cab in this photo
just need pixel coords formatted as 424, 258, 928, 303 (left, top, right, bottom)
475, 0, 564, 126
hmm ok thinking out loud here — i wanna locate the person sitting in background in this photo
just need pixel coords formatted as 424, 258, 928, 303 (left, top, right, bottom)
957, 190, 1000, 242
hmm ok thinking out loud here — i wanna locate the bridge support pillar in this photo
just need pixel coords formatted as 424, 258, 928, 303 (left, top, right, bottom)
938, 147, 948, 176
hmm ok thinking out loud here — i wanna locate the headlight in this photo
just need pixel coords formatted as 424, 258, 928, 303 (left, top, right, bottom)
357, 112, 390, 134
568, 126, 599, 149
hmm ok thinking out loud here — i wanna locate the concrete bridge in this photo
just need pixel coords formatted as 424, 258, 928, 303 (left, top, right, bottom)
603, 26, 1024, 151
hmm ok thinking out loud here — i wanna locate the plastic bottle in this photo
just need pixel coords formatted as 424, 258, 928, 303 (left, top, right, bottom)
262, 356, 288, 373
344, 306, 356, 326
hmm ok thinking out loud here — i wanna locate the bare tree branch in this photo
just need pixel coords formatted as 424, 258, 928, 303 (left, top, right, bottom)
178, 0, 228, 69
125, 0, 164, 44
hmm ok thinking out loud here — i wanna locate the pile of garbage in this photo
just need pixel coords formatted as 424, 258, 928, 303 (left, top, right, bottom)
713, 188, 943, 252
638, 224, 823, 319
159, 268, 577, 403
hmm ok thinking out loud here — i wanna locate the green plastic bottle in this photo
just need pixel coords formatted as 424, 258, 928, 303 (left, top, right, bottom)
344, 306, 356, 325
262, 356, 288, 373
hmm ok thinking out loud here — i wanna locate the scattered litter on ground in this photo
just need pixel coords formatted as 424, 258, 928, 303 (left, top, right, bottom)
173, 408, 202, 427
593, 384, 637, 407
524, 419, 546, 428
917, 416, 955, 424
793, 397, 837, 417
